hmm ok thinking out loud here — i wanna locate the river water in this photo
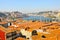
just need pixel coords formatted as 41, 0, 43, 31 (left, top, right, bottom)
23, 16, 52, 22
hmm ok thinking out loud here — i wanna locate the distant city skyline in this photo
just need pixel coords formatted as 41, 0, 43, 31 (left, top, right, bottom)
0, 0, 60, 13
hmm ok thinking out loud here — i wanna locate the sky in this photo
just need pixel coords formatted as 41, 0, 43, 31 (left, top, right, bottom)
0, 0, 60, 13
